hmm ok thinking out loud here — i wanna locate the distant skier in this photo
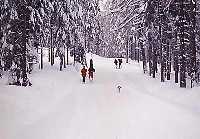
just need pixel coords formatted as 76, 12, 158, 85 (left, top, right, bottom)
117, 85, 122, 93
118, 58, 123, 69
81, 66, 87, 83
90, 59, 93, 68
114, 59, 118, 69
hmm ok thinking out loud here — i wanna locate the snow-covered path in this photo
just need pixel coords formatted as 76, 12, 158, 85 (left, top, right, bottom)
0, 54, 200, 139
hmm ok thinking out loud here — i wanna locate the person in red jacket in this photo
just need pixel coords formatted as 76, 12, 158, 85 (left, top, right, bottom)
81, 66, 87, 83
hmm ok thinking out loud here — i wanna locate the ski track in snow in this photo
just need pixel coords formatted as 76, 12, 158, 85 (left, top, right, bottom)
0, 53, 200, 139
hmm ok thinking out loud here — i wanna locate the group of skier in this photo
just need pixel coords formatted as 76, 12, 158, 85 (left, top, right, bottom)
114, 58, 123, 69
81, 59, 95, 83
80, 58, 123, 83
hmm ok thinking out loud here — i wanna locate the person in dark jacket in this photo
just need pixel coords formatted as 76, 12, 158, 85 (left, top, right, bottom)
118, 58, 122, 69
81, 66, 87, 83
90, 59, 93, 68
88, 59, 95, 80
88, 67, 95, 80
114, 59, 118, 69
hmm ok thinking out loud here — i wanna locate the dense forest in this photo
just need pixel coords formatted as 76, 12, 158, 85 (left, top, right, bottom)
0, 0, 101, 86
99, 0, 200, 88
0, 0, 200, 88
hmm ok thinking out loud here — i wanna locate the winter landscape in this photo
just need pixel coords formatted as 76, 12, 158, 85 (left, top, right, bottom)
0, 0, 200, 139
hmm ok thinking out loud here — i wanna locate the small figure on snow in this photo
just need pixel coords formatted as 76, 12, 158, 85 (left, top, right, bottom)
88, 59, 95, 80
117, 85, 122, 93
90, 59, 93, 68
81, 66, 87, 83
88, 67, 95, 80
114, 59, 118, 69
118, 58, 123, 69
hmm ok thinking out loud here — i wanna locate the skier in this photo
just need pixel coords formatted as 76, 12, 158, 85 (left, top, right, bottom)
114, 59, 118, 69
88, 67, 95, 80
81, 66, 87, 83
88, 59, 95, 80
90, 59, 93, 68
118, 58, 123, 69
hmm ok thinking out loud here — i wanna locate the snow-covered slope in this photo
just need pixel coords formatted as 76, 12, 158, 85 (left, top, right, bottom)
0, 52, 200, 139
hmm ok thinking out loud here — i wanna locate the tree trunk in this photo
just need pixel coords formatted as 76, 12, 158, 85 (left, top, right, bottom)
137, 48, 140, 63
179, 0, 186, 88
166, 41, 171, 80
52, 47, 55, 65
174, 30, 179, 83
67, 46, 69, 65
126, 37, 129, 63
48, 47, 51, 62
152, 45, 157, 78
174, 51, 179, 83
141, 44, 147, 73
134, 36, 137, 61
159, 25, 165, 82
50, 28, 54, 66
21, 38, 27, 85
41, 46, 43, 70
130, 38, 134, 60
148, 44, 153, 76
73, 46, 75, 65
64, 46, 66, 68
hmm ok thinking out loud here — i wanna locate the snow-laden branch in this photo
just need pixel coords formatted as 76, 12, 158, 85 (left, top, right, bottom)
113, 2, 146, 31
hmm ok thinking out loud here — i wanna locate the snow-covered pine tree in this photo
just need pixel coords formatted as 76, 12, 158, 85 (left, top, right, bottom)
6, 0, 34, 86
169, 0, 197, 88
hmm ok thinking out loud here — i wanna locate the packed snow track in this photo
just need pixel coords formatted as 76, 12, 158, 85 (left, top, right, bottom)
0, 54, 200, 139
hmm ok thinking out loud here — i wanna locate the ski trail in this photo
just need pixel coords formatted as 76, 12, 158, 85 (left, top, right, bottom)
119, 67, 200, 115
1, 55, 200, 139
111, 64, 200, 139
61, 64, 138, 139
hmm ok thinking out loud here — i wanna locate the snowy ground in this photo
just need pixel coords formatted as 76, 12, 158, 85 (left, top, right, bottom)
0, 51, 200, 139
